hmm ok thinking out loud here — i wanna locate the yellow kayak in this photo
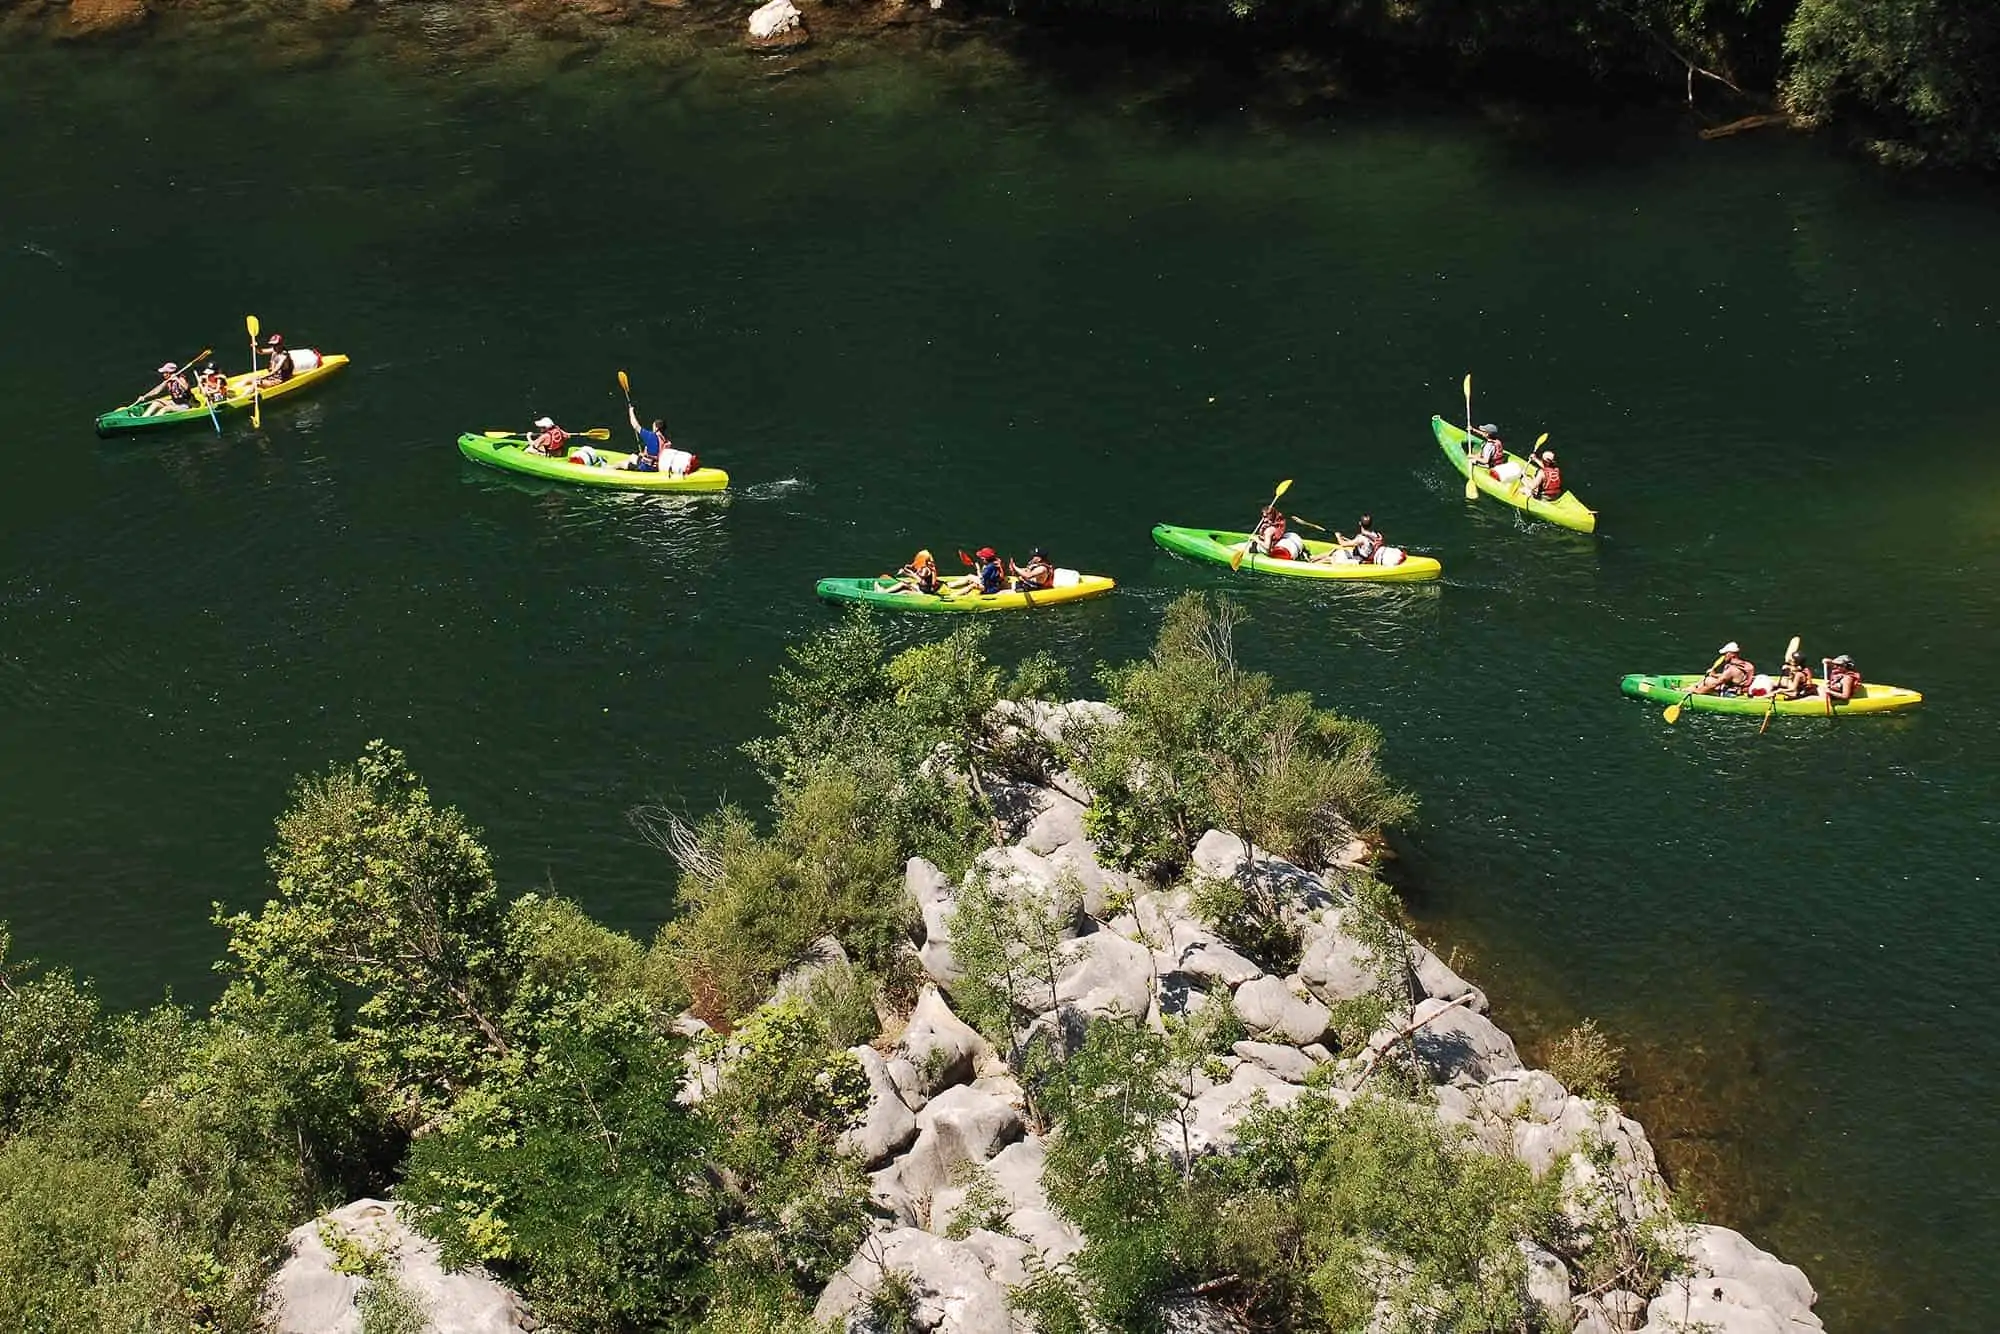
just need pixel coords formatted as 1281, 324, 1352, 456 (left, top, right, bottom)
1432, 416, 1597, 533
95, 355, 351, 434
815, 574, 1115, 612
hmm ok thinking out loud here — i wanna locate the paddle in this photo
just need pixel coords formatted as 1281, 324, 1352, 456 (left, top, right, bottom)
246, 315, 262, 429
1759, 635, 1801, 735
618, 369, 632, 406
1821, 658, 1836, 718
1663, 653, 1730, 725
481, 428, 613, 443
1229, 478, 1294, 571
1462, 375, 1479, 500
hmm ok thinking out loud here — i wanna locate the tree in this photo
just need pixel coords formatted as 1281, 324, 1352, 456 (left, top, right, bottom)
216, 741, 515, 1126
0, 923, 99, 1138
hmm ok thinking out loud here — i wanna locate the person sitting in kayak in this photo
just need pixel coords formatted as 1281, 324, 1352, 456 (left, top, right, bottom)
894, 550, 942, 595
1013, 548, 1055, 592
1775, 650, 1816, 700
1692, 642, 1755, 696
624, 405, 665, 473
1471, 424, 1507, 470
1252, 508, 1306, 561
140, 361, 197, 412
1820, 654, 1862, 706
1319, 514, 1387, 564
198, 363, 229, 403
526, 417, 570, 457
259, 334, 295, 387
1526, 449, 1565, 501
974, 547, 1006, 594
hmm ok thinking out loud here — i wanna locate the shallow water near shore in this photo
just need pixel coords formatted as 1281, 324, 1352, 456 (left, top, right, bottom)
4, 19, 1999, 1328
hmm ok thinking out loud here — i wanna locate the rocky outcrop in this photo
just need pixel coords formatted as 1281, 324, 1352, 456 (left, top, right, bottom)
801, 726, 1824, 1334
62, 0, 148, 37
263, 1199, 530, 1334
744, 0, 808, 49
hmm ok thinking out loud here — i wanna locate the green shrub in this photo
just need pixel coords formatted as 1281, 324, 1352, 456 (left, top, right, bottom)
1545, 1018, 1625, 1104
0, 924, 99, 1138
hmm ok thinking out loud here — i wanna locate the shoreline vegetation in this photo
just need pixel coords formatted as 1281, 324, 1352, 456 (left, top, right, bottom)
0, 597, 1824, 1332
9, 0, 1999, 169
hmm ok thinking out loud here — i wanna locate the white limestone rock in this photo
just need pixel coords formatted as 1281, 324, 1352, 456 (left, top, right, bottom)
898, 986, 990, 1096
1634, 1225, 1822, 1332
1520, 1238, 1574, 1329
841, 1046, 920, 1169
1233, 975, 1333, 1046
1398, 995, 1523, 1085
1232, 1040, 1317, 1084
263, 1199, 529, 1334
813, 1228, 1013, 1334
911, 856, 963, 985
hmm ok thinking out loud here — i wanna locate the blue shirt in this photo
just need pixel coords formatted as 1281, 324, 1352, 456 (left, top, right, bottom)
978, 561, 1004, 594
636, 428, 663, 460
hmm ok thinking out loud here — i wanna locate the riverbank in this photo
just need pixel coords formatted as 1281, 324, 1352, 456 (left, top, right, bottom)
14, 0, 1994, 169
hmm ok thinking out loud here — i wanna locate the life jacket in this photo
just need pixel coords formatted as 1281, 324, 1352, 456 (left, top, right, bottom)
269, 349, 295, 383
1016, 560, 1054, 590
1723, 654, 1755, 682
200, 372, 227, 400
538, 425, 569, 453
978, 560, 1004, 594
915, 566, 940, 594
166, 374, 194, 405
1478, 438, 1505, 468
1535, 464, 1564, 499
1353, 529, 1383, 562
1830, 662, 1862, 691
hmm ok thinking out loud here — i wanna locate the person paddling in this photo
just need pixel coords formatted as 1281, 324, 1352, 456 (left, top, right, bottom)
1470, 423, 1507, 470
1251, 506, 1305, 560
1692, 642, 1756, 696
140, 361, 197, 412
197, 362, 229, 404
1012, 548, 1055, 592
1819, 654, 1862, 708
1526, 448, 1565, 501
526, 416, 570, 457
1775, 649, 1816, 700
623, 404, 666, 473
258, 333, 296, 387
973, 547, 1006, 594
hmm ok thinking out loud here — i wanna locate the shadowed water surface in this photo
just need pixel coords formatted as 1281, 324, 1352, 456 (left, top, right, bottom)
3, 26, 1997, 1329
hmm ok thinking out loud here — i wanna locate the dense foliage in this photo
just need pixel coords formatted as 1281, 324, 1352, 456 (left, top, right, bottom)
985, 0, 2000, 168
0, 602, 1453, 1332
1075, 593, 1416, 881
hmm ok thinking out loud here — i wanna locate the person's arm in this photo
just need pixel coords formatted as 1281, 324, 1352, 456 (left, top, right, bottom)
628, 404, 643, 438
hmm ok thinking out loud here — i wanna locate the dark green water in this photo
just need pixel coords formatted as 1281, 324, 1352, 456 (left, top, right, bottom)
5, 20, 1997, 1328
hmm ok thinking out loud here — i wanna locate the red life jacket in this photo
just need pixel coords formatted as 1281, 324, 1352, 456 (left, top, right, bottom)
1831, 663, 1862, 690
1535, 464, 1563, 499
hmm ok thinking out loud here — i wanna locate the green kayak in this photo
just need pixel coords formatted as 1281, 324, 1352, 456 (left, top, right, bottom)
1619, 674, 1922, 716
457, 434, 729, 492
1152, 524, 1442, 581
815, 573, 1115, 613
1432, 416, 1597, 534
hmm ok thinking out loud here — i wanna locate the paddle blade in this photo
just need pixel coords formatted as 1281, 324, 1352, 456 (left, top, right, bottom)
1536, 432, 1549, 449
957, 550, 974, 567
246, 314, 259, 339
250, 388, 261, 430
580, 428, 612, 440
1663, 701, 1683, 724
1464, 472, 1480, 500
1785, 635, 1801, 660
1229, 541, 1249, 572
618, 370, 630, 396
1462, 373, 1472, 400
1272, 478, 1293, 502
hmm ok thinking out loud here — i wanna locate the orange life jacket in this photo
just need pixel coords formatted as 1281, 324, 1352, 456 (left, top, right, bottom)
1535, 464, 1564, 499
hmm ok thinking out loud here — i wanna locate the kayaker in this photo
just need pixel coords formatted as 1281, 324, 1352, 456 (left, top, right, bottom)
1692, 642, 1756, 696
1252, 508, 1305, 561
526, 417, 570, 457
140, 361, 197, 410
1013, 548, 1056, 592
623, 404, 665, 473
198, 363, 229, 403
1526, 450, 1565, 501
1820, 654, 1863, 707
259, 334, 295, 387
1472, 424, 1507, 469
1775, 650, 1816, 700
894, 550, 942, 595
975, 547, 1006, 595
1321, 514, 1387, 564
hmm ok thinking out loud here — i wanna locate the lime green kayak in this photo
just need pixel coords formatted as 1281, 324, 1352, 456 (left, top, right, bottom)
1151, 524, 1442, 582
1432, 416, 1597, 534
815, 573, 1115, 613
1619, 674, 1922, 716
457, 434, 729, 492
94, 355, 350, 435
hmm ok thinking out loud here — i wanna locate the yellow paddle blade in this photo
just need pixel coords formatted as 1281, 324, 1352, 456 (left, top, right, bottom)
1535, 432, 1550, 449
1229, 541, 1249, 572
246, 314, 259, 338
1785, 634, 1800, 659
1464, 471, 1480, 500
1462, 373, 1472, 399
1273, 478, 1293, 501
618, 370, 630, 395
1663, 701, 1683, 724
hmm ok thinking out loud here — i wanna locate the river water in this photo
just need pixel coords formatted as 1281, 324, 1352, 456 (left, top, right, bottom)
3, 16, 1996, 1328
